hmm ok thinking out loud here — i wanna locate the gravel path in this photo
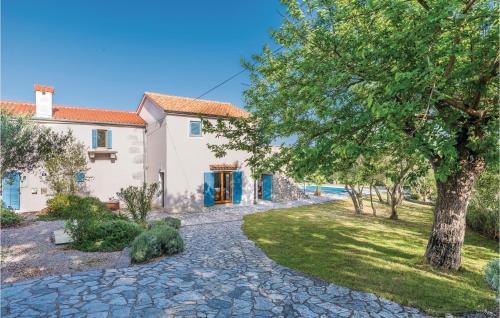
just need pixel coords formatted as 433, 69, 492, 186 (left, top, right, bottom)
1, 220, 128, 284
1, 194, 429, 317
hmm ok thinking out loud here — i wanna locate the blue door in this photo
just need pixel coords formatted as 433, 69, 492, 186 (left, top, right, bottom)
204, 172, 215, 207
2, 172, 21, 210
232, 171, 242, 204
262, 175, 272, 201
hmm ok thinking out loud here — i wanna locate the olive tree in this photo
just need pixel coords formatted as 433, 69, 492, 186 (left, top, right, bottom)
1, 111, 73, 176
44, 141, 90, 195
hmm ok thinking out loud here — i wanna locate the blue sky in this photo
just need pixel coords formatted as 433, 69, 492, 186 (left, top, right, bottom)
1, 1, 283, 111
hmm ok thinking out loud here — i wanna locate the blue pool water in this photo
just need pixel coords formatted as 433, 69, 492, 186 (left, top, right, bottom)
304, 185, 347, 193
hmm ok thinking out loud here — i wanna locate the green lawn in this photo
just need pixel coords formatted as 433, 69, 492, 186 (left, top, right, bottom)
242, 199, 498, 315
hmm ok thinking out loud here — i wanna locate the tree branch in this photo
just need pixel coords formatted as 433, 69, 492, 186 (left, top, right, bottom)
416, 0, 430, 10
471, 59, 499, 109
462, 0, 477, 13
441, 98, 487, 118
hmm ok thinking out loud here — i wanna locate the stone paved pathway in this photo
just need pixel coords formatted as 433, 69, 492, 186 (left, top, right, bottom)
1, 195, 429, 317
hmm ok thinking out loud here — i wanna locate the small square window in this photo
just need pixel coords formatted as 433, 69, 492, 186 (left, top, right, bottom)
97, 129, 107, 147
189, 121, 202, 137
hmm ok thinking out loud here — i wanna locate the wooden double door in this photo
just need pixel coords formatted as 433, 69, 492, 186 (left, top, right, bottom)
214, 171, 232, 204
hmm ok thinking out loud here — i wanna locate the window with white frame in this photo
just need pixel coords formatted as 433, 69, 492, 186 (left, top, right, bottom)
189, 121, 202, 137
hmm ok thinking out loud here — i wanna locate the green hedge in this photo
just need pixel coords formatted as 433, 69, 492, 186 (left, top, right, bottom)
130, 224, 183, 263
466, 208, 499, 240
467, 168, 499, 239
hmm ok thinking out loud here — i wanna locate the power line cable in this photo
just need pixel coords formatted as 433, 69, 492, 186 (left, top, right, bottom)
194, 2, 311, 101
194, 46, 284, 100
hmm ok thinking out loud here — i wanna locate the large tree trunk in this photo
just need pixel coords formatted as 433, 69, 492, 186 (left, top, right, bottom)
425, 158, 485, 270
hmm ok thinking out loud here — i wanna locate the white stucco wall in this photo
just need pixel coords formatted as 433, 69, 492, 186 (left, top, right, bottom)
164, 113, 254, 212
139, 99, 167, 207
13, 120, 145, 212
140, 98, 255, 211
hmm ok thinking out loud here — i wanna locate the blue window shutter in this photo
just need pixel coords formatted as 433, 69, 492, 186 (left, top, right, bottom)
263, 175, 273, 201
92, 129, 97, 148
107, 130, 112, 149
2, 172, 20, 210
75, 172, 85, 183
232, 171, 242, 204
203, 172, 215, 207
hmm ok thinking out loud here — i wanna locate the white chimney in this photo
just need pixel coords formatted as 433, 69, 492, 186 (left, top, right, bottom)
34, 84, 54, 118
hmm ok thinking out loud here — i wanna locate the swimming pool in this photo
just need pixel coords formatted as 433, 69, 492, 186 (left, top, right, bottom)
304, 185, 347, 193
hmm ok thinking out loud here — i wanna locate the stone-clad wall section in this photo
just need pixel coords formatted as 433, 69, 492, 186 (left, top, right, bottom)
272, 175, 308, 202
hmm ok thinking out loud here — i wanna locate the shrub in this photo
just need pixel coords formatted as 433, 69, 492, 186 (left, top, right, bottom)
467, 168, 499, 239
41, 193, 80, 219
65, 203, 128, 247
466, 208, 499, 240
149, 217, 181, 230
485, 259, 500, 293
150, 224, 184, 255
0, 204, 22, 227
130, 224, 184, 263
63, 195, 133, 252
130, 231, 161, 263
117, 182, 159, 224
78, 196, 110, 217
70, 219, 142, 252
41, 194, 110, 220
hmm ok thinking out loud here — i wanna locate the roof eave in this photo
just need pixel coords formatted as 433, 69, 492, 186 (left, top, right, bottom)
162, 109, 247, 119
32, 117, 146, 127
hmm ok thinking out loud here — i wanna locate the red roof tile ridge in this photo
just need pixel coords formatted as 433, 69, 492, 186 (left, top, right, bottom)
0, 100, 138, 114
144, 92, 235, 106
1, 100, 34, 105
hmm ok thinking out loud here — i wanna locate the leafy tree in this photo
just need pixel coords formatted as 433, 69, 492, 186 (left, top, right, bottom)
364, 156, 387, 216
1, 111, 73, 176
44, 140, 90, 195
410, 169, 437, 202
305, 171, 326, 196
244, 0, 498, 269
337, 156, 368, 214
201, 114, 273, 204
381, 156, 428, 220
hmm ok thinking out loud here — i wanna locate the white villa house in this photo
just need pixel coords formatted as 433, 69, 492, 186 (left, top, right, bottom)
0, 85, 296, 213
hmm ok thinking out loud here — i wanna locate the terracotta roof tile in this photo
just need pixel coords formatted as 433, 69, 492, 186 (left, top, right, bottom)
0, 101, 145, 125
144, 92, 249, 118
